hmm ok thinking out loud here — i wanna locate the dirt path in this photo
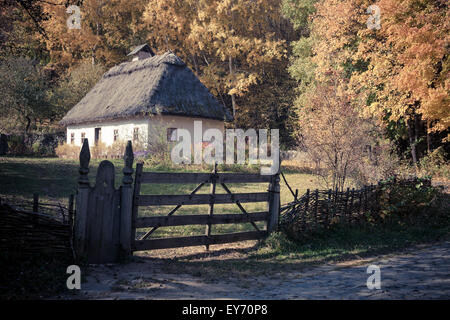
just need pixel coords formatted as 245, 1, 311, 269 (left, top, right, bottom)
58, 240, 450, 300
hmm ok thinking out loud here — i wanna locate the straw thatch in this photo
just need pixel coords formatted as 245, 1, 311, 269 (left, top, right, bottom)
60, 51, 232, 126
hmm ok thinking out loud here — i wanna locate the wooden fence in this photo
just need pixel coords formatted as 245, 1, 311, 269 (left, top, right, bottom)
73, 139, 280, 263
279, 178, 432, 234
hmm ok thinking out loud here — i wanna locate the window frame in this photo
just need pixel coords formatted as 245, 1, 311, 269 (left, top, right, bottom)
133, 127, 139, 142
167, 128, 178, 142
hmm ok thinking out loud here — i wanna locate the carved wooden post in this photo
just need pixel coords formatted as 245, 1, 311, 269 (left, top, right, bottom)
267, 173, 280, 233
120, 140, 134, 258
74, 139, 90, 260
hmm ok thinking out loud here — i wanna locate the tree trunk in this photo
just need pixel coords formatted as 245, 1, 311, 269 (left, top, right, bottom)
427, 120, 432, 154
228, 56, 236, 120
25, 115, 31, 134
407, 116, 418, 166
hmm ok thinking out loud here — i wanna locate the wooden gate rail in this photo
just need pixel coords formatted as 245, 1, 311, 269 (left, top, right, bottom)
137, 193, 269, 206
135, 211, 269, 228
139, 172, 272, 184
134, 231, 267, 251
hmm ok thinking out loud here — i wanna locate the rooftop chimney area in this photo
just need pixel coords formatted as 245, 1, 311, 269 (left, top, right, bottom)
128, 44, 155, 61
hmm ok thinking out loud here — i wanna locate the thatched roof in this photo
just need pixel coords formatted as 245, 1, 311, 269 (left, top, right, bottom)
60, 52, 232, 126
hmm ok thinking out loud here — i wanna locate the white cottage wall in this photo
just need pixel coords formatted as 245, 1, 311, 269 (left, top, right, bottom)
66, 115, 225, 148
66, 118, 149, 147
149, 115, 225, 145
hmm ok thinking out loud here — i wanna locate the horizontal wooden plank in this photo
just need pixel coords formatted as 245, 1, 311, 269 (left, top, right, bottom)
217, 173, 272, 183
135, 212, 268, 228
139, 172, 272, 184
140, 172, 211, 184
138, 192, 269, 206
133, 231, 267, 251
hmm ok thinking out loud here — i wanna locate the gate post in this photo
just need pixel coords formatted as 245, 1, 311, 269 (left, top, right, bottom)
74, 139, 91, 260
268, 173, 280, 233
119, 141, 134, 258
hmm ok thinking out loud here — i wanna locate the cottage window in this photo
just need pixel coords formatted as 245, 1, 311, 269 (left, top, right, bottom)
133, 128, 139, 141
81, 132, 86, 144
70, 133, 75, 144
167, 128, 177, 142
113, 129, 119, 142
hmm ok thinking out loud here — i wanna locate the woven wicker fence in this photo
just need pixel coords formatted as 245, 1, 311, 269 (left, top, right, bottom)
0, 202, 73, 258
279, 177, 432, 235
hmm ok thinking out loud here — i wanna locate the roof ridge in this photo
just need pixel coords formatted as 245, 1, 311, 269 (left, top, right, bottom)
103, 52, 185, 79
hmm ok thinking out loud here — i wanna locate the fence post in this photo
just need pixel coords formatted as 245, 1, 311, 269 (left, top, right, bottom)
314, 189, 319, 227
33, 193, 39, 213
68, 194, 74, 227
74, 139, 90, 260
303, 189, 310, 230
349, 189, 355, 224
205, 163, 218, 250
344, 187, 350, 223
326, 189, 332, 227
120, 141, 134, 259
268, 173, 280, 233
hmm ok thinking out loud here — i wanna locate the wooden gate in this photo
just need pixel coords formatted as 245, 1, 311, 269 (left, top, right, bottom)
131, 164, 280, 251
73, 140, 280, 263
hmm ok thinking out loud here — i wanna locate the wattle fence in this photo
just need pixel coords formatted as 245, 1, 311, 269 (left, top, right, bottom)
279, 177, 432, 237
0, 203, 72, 258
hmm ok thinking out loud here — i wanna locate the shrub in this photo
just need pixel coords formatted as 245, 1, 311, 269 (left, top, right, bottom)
378, 177, 439, 222
55, 143, 80, 159
7, 135, 28, 155
107, 140, 128, 159
419, 146, 450, 179
91, 141, 108, 159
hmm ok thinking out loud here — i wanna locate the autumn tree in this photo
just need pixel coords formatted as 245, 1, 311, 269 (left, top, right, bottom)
298, 72, 375, 190
286, 0, 449, 173
352, 0, 449, 164
39, 0, 150, 70
142, 0, 299, 145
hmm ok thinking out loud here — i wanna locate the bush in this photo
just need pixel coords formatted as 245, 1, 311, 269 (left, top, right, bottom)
55, 143, 80, 159
7, 135, 28, 155
378, 177, 439, 222
91, 141, 108, 159
419, 146, 450, 179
